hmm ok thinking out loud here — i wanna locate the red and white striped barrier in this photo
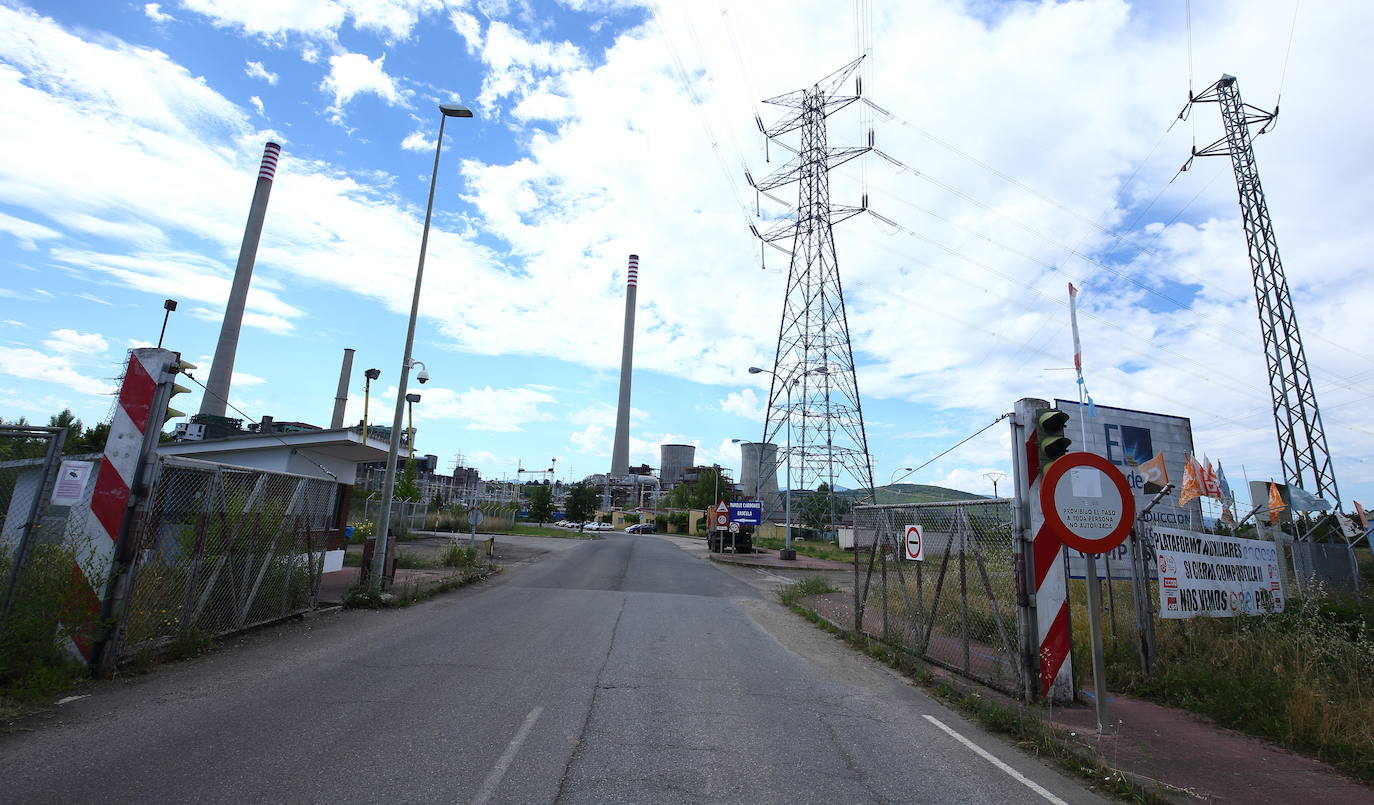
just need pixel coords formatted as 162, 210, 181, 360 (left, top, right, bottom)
1025, 424, 1074, 701
68, 348, 173, 660
627, 254, 638, 287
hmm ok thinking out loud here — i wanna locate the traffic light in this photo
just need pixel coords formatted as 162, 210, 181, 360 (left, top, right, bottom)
1035, 407, 1071, 475
166, 358, 197, 424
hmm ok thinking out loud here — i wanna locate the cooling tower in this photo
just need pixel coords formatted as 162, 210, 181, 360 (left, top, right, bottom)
659, 443, 695, 486
740, 441, 783, 520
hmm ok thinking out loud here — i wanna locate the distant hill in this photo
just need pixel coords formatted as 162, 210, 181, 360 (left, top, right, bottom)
835, 483, 987, 505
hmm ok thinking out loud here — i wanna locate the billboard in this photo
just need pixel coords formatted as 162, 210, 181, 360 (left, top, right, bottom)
1054, 399, 1204, 579
1154, 527, 1284, 618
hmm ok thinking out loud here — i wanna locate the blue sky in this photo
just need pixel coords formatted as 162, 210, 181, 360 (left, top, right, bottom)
2, 0, 1373, 510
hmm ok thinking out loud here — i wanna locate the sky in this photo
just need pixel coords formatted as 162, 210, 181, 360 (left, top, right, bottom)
1, 0, 1372, 510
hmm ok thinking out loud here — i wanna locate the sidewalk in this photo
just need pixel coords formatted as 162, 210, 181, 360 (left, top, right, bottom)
792, 591, 1371, 804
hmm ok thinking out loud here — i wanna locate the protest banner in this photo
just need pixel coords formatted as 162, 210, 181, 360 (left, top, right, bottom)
1153, 526, 1284, 619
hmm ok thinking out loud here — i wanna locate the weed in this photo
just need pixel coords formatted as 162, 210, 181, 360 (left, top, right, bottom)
779, 577, 838, 606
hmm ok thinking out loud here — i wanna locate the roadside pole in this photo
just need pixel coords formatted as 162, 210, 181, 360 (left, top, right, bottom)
1040, 451, 1134, 734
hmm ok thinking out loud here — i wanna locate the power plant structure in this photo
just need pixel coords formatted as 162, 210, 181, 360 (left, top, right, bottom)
659, 444, 696, 487
198, 141, 281, 426
739, 441, 782, 519
609, 254, 639, 478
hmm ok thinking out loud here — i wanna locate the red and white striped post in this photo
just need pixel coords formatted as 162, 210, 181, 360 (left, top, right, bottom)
1011, 397, 1075, 703
69, 347, 180, 665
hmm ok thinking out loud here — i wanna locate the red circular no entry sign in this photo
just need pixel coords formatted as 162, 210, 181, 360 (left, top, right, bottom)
1039, 452, 1134, 554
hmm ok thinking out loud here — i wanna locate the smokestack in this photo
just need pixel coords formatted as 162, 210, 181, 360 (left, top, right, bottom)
331, 347, 355, 428
199, 141, 281, 417
610, 254, 638, 477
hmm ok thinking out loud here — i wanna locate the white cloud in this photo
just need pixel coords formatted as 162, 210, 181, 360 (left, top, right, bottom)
181, 0, 446, 42
719, 387, 763, 420
386, 384, 557, 431
449, 10, 482, 54
249, 95, 265, 115
75, 292, 114, 306
0, 211, 61, 249
143, 3, 173, 24
321, 50, 405, 122
190, 306, 296, 335
234, 371, 267, 387
244, 60, 278, 85
400, 130, 433, 152
42, 328, 109, 356
0, 346, 113, 397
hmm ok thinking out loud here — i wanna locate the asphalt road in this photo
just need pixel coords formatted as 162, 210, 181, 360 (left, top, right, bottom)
0, 533, 1105, 804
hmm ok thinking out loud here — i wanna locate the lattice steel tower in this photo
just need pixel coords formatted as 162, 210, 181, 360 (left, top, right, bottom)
748, 58, 876, 521
1189, 74, 1340, 507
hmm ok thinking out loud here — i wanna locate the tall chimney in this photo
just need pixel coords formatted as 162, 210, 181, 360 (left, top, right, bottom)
331, 347, 355, 428
199, 141, 281, 417
610, 254, 638, 477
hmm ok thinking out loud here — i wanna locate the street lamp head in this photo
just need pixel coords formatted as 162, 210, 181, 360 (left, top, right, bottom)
364, 368, 381, 380
405, 393, 421, 404
747, 366, 765, 374
439, 103, 474, 118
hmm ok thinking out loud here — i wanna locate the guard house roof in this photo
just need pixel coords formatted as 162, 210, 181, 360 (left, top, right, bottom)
158, 427, 393, 484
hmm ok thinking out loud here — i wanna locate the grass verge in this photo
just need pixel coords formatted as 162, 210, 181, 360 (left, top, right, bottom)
505, 524, 601, 539
343, 565, 498, 609
756, 536, 853, 563
779, 581, 1168, 804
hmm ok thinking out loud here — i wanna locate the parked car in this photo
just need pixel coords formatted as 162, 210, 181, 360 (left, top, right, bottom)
625, 523, 655, 534
593, 522, 614, 531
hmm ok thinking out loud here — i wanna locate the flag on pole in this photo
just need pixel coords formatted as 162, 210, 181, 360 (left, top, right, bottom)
1200, 457, 1222, 499
1221, 504, 1236, 526
1287, 485, 1331, 512
1268, 482, 1286, 524
1067, 283, 1095, 432
1357, 501, 1369, 530
1140, 451, 1169, 494
1216, 462, 1234, 505
1179, 455, 1203, 507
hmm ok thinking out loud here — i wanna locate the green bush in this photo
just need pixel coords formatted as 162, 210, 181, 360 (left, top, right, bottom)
622, 513, 640, 525
0, 541, 91, 700
654, 515, 669, 532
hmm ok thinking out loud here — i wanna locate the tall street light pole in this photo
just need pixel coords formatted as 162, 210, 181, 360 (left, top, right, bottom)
749, 367, 827, 559
371, 103, 473, 592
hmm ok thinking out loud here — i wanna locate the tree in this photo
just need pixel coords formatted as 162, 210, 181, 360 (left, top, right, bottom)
664, 467, 733, 510
799, 482, 851, 535
394, 459, 421, 502
527, 483, 554, 526
564, 483, 598, 527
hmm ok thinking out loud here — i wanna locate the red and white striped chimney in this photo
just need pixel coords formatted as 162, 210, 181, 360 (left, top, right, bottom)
610, 254, 639, 477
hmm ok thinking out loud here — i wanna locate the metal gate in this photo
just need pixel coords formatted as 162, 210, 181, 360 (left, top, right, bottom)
110, 457, 339, 661
853, 499, 1025, 696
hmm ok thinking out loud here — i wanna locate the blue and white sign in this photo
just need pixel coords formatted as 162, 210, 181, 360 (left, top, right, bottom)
729, 501, 763, 525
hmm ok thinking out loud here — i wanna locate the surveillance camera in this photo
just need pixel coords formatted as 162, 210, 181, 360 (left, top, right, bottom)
417, 368, 430, 384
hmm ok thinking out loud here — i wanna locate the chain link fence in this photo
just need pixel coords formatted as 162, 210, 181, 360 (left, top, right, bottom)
853, 499, 1025, 697
110, 457, 340, 662
355, 497, 429, 534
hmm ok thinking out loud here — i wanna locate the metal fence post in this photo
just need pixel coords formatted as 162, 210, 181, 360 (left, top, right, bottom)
0, 426, 66, 624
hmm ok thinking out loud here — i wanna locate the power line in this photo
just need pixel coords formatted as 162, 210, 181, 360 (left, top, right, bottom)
179, 371, 338, 480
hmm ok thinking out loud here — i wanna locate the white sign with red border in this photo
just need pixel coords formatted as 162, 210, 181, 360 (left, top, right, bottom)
903, 524, 924, 561
1039, 452, 1134, 555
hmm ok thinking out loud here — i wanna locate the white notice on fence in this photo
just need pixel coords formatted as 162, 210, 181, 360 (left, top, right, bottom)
50, 460, 94, 507
1153, 526, 1284, 619
1070, 467, 1102, 498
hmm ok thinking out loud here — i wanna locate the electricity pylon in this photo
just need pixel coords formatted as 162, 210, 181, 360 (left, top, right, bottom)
748, 58, 876, 530
1187, 74, 1340, 510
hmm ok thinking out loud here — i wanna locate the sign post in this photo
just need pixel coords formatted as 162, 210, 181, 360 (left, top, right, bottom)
1040, 452, 1134, 734
468, 506, 485, 549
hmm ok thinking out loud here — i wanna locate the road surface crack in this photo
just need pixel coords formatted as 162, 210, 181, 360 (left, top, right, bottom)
552, 594, 627, 804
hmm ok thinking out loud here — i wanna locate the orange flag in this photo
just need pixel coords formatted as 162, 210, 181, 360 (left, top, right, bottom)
1179, 455, 1202, 507
1356, 501, 1369, 530
1140, 451, 1169, 494
1268, 482, 1286, 524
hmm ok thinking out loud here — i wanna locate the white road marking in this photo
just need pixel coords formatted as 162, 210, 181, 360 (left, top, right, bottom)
471, 705, 544, 805
56, 695, 89, 705
922, 714, 1069, 805
755, 568, 792, 585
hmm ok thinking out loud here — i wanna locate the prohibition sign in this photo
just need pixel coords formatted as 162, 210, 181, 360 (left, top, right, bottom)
1039, 451, 1133, 554
903, 524, 924, 561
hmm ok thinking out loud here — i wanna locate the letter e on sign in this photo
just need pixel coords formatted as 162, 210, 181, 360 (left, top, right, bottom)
904, 524, 924, 561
